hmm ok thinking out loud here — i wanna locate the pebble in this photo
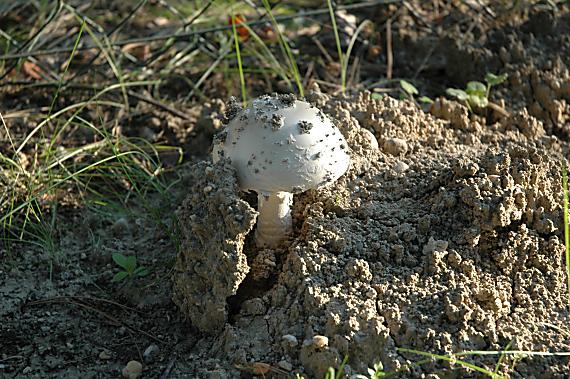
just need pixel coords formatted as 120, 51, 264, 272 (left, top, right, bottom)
383, 137, 408, 156
110, 217, 130, 236
282, 334, 298, 347
278, 360, 293, 371
360, 128, 379, 150
99, 350, 111, 360
203, 185, 213, 194
143, 344, 159, 363
122, 360, 143, 379
312, 335, 329, 348
393, 161, 409, 174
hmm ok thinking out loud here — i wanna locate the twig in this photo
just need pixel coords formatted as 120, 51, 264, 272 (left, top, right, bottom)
144, 0, 215, 66
0, 0, 63, 82
487, 101, 510, 118
385, 18, 393, 80
63, 0, 149, 83
127, 90, 191, 120
402, 1, 435, 32
0, 80, 191, 120
302, 61, 315, 90
25, 297, 164, 344
0, 0, 401, 61
412, 43, 436, 79
159, 358, 177, 379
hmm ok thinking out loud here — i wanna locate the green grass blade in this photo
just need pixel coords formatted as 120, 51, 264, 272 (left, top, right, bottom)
72, 14, 130, 111
231, 15, 247, 105
397, 348, 506, 378
562, 163, 570, 308
260, 0, 304, 97
47, 18, 86, 118
494, 340, 512, 375
343, 19, 373, 91
327, 0, 345, 94
238, 22, 293, 89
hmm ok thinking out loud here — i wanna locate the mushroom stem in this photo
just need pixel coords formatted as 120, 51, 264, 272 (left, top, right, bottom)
255, 191, 293, 247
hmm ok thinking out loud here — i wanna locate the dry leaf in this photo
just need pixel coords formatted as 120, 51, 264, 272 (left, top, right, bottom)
122, 43, 151, 61
229, 14, 249, 41
22, 61, 44, 80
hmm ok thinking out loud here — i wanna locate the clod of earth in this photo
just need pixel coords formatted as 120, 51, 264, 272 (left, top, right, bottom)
174, 88, 570, 377
213, 93, 351, 247
172, 162, 257, 333
122, 360, 142, 379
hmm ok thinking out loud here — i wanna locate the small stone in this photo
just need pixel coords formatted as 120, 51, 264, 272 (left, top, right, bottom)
278, 360, 293, 371
22, 366, 32, 374
122, 360, 143, 379
99, 350, 111, 360
203, 185, 213, 194
383, 137, 408, 156
282, 334, 298, 347
143, 344, 159, 363
360, 128, 379, 150
80, 252, 87, 260
393, 161, 409, 173
312, 335, 329, 348
148, 117, 161, 128
111, 217, 130, 236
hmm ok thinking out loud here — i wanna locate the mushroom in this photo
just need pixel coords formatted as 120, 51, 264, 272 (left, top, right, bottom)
213, 94, 350, 247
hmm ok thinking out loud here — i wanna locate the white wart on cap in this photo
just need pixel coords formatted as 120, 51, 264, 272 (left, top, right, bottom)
213, 94, 350, 247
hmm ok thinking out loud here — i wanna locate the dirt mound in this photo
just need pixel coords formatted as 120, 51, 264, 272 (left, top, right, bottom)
173, 89, 570, 377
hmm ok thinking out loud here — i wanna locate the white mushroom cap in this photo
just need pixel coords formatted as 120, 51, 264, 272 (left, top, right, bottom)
213, 94, 350, 194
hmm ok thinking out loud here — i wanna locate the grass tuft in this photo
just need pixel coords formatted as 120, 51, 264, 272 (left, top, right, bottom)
260, 0, 304, 97
230, 13, 247, 105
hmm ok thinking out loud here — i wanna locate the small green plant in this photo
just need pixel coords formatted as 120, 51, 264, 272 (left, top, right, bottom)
324, 356, 386, 379
112, 252, 149, 283
446, 72, 508, 113
400, 80, 433, 104
351, 361, 386, 379
324, 355, 348, 379
398, 348, 507, 378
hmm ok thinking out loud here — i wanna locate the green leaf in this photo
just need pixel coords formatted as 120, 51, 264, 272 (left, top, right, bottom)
400, 80, 419, 96
372, 361, 386, 378
112, 253, 128, 269
468, 94, 489, 108
124, 256, 137, 274
112, 271, 129, 283
485, 72, 508, 86
465, 81, 487, 97
446, 88, 468, 101
134, 266, 150, 277
371, 93, 384, 100
418, 96, 433, 104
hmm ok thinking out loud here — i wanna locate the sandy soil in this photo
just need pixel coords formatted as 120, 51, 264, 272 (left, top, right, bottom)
2, 2, 570, 379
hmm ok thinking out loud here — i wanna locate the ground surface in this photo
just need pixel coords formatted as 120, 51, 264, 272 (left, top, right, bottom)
1, 1, 570, 378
